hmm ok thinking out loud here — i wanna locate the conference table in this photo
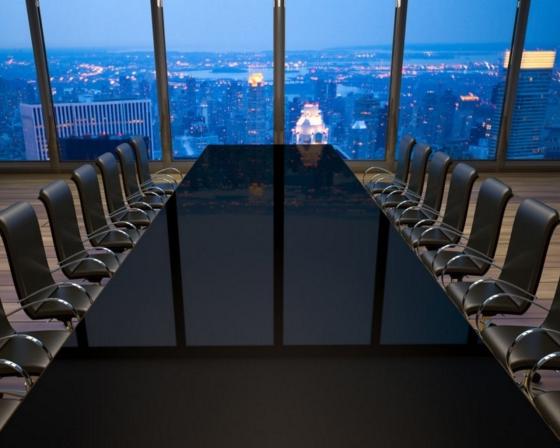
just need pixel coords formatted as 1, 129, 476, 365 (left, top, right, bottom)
0, 145, 555, 446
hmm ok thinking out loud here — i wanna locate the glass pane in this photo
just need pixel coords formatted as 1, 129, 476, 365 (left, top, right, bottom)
286, 0, 393, 160
164, 0, 272, 160
0, 2, 42, 160
41, 0, 162, 161
507, 0, 560, 160
399, 0, 517, 160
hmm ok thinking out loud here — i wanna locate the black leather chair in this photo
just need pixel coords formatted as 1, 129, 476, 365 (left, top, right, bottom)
0, 202, 100, 328
95, 153, 155, 227
420, 178, 512, 280
376, 143, 432, 209
364, 135, 415, 194
480, 278, 560, 378
446, 198, 559, 322
528, 353, 560, 439
0, 299, 69, 390
388, 151, 451, 226
402, 163, 478, 250
72, 164, 139, 252
129, 136, 178, 195
39, 180, 123, 283
115, 143, 165, 209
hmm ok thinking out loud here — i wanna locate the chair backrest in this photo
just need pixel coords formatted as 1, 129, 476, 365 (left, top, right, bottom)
0, 202, 54, 302
422, 151, 452, 211
544, 277, 560, 330
95, 152, 127, 214
441, 163, 478, 230
466, 178, 512, 258
129, 136, 152, 185
406, 143, 432, 196
71, 164, 110, 235
116, 143, 142, 198
500, 198, 559, 295
394, 135, 416, 183
39, 180, 86, 267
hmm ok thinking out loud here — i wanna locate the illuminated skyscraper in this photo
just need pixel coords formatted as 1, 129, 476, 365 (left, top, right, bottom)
491, 50, 556, 160
292, 103, 329, 145
247, 72, 266, 144
20, 99, 153, 160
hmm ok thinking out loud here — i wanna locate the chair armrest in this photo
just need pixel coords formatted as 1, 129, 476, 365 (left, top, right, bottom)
86, 227, 135, 247
6, 298, 81, 320
438, 249, 497, 284
528, 351, 560, 397
143, 185, 167, 196
395, 199, 420, 211
51, 256, 111, 278
362, 166, 392, 184
128, 201, 154, 212
0, 334, 54, 360
503, 326, 560, 375
19, 281, 93, 305
155, 167, 181, 176
0, 359, 32, 390
476, 291, 543, 332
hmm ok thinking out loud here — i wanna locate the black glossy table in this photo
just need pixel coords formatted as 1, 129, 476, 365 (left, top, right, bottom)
0, 145, 556, 446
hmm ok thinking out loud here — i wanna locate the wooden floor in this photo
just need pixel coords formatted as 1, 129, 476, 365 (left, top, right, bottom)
0, 171, 559, 334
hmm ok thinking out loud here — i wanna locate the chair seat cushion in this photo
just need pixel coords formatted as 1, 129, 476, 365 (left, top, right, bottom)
130, 194, 165, 210
27, 283, 102, 320
94, 227, 139, 251
0, 329, 69, 376
402, 225, 457, 249
390, 207, 434, 226
145, 181, 175, 195
481, 325, 560, 372
112, 209, 153, 228
446, 281, 529, 316
66, 252, 125, 281
420, 249, 487, 277
534, 391, 560, 438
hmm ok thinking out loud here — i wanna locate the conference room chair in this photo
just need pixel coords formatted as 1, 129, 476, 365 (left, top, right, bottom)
72, 164, 139, 252
445, 198, 559, 323
401, 162, 478, 250
419, 178, 512, 280
363, 134, 415, 194
129, 136, 178, 195
388, 151, 451, 226
479, 277, 560, 381
0, 298, 70, 391
376, 143, 432, 209
95, 153, 155, 227
115, 143, 165, 209
0, 202, 100, 328
528, 353, 560, 439
39, 180, 123, 283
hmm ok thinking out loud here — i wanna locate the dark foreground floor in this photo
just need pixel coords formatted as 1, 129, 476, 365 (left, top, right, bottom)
0, 354, 556, 447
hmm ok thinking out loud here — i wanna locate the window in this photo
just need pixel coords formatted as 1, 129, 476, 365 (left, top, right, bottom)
286, 0, 393, 161
0, 1, 42, 160
398, 0, 517, 160
507, 0, 560, 160
40, 0, 161, 161
164, 0, 272, 159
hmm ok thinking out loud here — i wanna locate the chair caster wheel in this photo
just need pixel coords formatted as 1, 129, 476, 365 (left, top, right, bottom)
532, 373, 542, 384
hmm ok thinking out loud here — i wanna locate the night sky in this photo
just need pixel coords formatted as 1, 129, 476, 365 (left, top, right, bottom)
0, 0, 558, 51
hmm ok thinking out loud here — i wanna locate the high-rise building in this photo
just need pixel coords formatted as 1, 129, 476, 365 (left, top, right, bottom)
292, 103, 329, 145
20, 99, 153, 160
247, 73, 266, 144
491, 50, 556, 160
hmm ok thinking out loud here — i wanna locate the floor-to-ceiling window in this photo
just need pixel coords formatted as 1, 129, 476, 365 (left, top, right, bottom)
398, 0, 517, 160
285, 0, 394, 161
0, 1, 42, 160
164, 0, 272, 159
506, 0, 560, 160
40, 0, 162, 161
